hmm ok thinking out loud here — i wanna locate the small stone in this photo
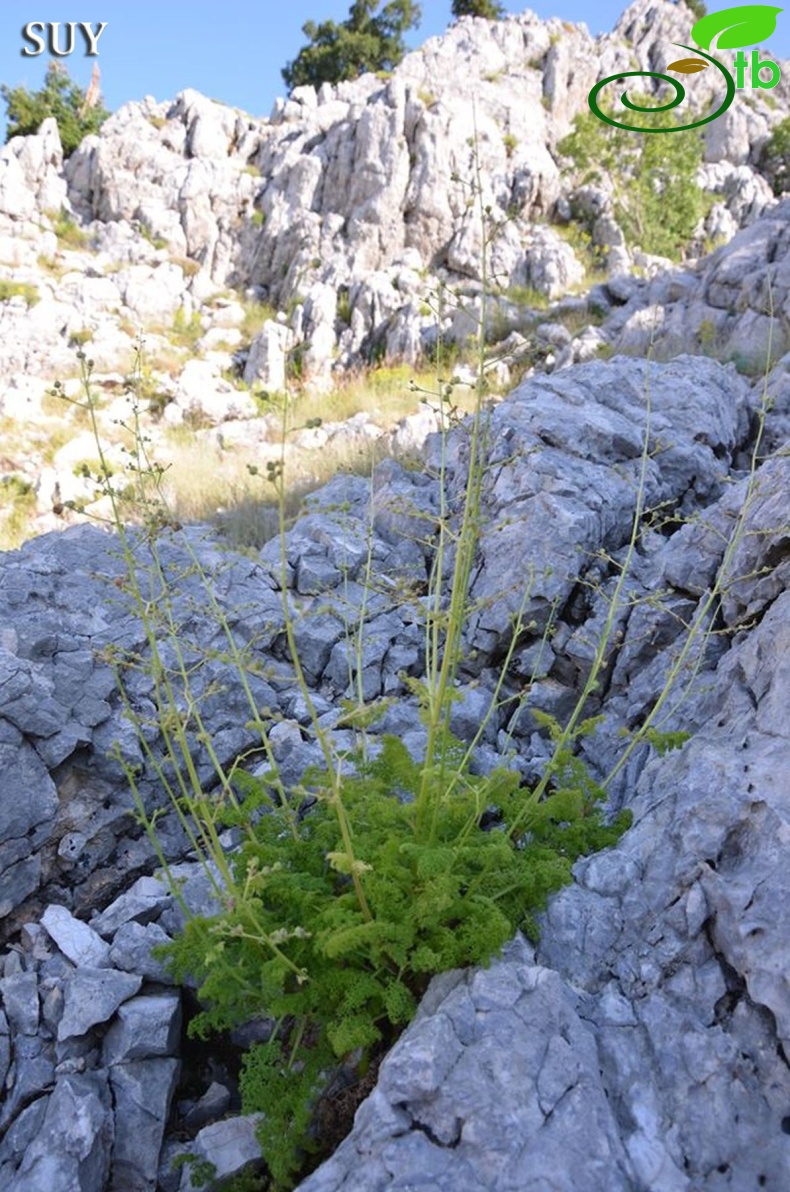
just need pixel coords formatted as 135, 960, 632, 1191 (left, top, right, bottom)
0, 971, 39, 1035
109, 921, 175, 983
180, 1080, 232, 1130
90, 875, 171, 937
41, 904, 111, 969
180, 1115, 263, 1190
3, 950, 23, 978
57, 832, 88, 863
40, 983, 64, 1035
102, 994, 181, 1065
57, 969, 142, 1042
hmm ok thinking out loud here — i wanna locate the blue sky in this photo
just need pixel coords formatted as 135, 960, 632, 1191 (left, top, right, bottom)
0, 2, 786, 133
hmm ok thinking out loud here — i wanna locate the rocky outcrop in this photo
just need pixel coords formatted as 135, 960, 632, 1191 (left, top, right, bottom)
1, 1, 790, 552
1, 347, 788, 1187
600, 197, 790, 378
0, 1, 786, 404
298, 450, 790, 1191
1, 3, 790, 1188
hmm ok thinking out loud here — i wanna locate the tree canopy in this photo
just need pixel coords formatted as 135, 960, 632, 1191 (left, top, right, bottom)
282, 1, 421, 91
1, 62, 110, 156
451, 0, 506, 18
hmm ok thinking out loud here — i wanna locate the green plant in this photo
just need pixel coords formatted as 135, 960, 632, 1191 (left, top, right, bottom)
250, 210, 265, 229
80, 143, 638, 1190
171, 255, 201, 277
1, 61, 110, 155
502, 131, 518, 159
241, 298, 277, 341
760, 113, 790, 194
47, 207, 90, 249
68, 327, 94, 348
0, 280, 39, 307
169, 306, 204, 348
0, 474, 37, 549
282, 1, 421, 91
139, 223, 169, 251
336, 287, 352, 327
452, 0, 505, 16
558, 99, 709, 259
73, 128, 781, 1192
553, 221, 606, 277
81, 316, 631, 1190
503, 284, 549, 310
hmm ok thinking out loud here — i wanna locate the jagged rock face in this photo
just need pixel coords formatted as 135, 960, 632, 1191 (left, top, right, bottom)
603, 198, 790, 371
1, 349, 788, 1188
0, 0, 786, 426
1, 4, 790, 1187
0, 0, 784, 393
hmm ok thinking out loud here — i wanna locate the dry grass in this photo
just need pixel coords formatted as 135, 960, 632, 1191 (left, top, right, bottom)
297, 363, 481, 425
156, 425, 391, 548
1, 356, 489, 551
241, 298, 278, 341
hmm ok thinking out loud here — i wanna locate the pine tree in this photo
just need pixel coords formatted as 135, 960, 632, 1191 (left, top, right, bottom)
283, 1, 421, 92
451, 0, 506, 17
1, 62, 110, 156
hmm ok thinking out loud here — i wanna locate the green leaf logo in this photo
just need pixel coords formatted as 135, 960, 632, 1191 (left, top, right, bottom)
692, 4, 783, 50
667, 56, 709, 71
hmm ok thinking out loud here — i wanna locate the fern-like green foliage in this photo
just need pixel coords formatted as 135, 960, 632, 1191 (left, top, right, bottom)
161, 723, 631, 1188
643, 726, 692, 756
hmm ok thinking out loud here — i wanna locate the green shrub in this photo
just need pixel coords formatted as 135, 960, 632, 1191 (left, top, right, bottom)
0, 474, 37, 549
282, 1, 421, 91
684, 0, 708, 20
502, 130, 518, 158
2, 61, 110, 156
68, 327, 94, 347
169, 306, 203, 347
558, 99, 709, 259
760, 115, 790, 194
336, 286, 352, 326
72, 131, 769, 1191
452, 0, 505, 16
48, 207, 90, 249
503, 284, 549, 309
164, 723, 628, 1186
139, 223, 169, 251
0, 280, 39, 307
240, 298, 277, 341
171, 255, 201, 277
